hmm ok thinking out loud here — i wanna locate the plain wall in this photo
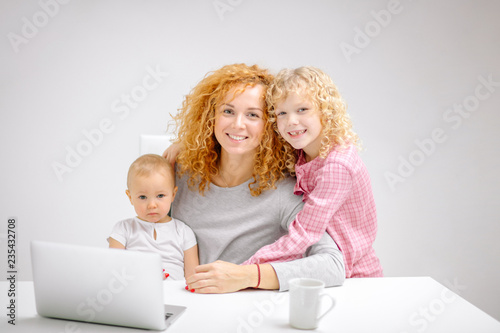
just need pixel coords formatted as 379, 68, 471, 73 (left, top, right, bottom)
1, 0, 499, 321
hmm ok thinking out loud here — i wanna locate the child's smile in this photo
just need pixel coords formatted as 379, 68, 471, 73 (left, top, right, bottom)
288, 129, 307, 137
275, 92, 323, 161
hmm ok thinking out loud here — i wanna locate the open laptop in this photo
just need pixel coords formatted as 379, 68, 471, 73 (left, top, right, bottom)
30, 240, 186, 330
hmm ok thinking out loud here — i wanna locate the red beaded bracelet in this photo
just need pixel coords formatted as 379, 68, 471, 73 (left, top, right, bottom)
255, 264, 261, 288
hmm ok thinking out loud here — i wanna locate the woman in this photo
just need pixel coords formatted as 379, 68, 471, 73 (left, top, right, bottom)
165, 63, 345, 293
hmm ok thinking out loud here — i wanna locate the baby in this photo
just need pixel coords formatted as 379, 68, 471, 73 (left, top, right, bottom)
108, 154, 199, 280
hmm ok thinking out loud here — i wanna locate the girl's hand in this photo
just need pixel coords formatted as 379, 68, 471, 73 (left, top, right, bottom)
162, 142, 182, 167
185, 261, 257, 294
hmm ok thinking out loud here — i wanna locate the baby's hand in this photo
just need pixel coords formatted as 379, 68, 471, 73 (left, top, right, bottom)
162, 269, 169, 280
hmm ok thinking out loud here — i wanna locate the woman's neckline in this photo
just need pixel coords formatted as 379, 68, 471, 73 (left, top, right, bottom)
210, 176, 253, 190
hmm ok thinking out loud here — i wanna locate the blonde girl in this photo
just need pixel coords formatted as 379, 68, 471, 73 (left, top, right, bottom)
242, 66, 383, 278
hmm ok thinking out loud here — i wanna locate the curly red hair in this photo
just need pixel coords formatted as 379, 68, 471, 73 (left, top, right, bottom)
170, 63, 289, 196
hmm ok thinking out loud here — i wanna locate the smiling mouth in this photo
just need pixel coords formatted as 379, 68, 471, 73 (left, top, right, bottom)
288, 129, 306, 136
227, 134, 247, 141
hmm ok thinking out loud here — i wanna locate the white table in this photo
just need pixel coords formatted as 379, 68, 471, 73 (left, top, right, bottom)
1, 277, 499, 332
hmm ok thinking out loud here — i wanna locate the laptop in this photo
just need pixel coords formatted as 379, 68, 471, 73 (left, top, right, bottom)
30, 240, 186, 330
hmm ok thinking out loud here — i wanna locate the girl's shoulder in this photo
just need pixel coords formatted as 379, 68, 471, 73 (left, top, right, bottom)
297, 145, 365, 180
325, 144, 361, 167
297, 145, 359, 170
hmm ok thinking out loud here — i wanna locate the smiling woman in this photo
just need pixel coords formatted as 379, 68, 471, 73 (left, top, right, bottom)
165, 63, 346, 294
213, 84, 266, 186
172, 64, 284, 197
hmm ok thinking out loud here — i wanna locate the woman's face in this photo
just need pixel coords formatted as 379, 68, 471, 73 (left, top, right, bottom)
214, 84, 266, 158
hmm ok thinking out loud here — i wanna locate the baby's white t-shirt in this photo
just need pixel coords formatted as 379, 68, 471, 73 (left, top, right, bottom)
109, 217, 197, 280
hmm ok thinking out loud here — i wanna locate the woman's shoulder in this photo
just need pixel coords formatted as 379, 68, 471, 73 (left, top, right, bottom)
254, 175, 299, 203
274, 174, 297, 192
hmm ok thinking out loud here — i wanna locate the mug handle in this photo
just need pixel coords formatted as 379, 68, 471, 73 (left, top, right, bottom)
317, 294, 336, 322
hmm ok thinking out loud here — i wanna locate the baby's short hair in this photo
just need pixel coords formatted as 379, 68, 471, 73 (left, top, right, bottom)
127, 154, 175, 188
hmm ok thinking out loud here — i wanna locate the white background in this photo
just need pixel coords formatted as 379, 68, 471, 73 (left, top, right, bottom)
1, 0, 499, 321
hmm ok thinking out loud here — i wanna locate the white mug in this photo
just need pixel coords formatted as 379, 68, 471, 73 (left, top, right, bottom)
289, 278, 336, 330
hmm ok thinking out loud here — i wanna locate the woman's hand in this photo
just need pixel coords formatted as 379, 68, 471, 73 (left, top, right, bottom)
185, 261, 258, 294
162, 142, 182, 167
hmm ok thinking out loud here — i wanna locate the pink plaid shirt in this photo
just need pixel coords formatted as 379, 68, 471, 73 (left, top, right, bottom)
242, 145, 383, 278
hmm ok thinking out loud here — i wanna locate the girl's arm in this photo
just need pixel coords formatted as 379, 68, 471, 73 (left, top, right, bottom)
183, 244, 199, 279
162, 142, 182, 167
242, 163, 352, 265
108, 237, 126, 249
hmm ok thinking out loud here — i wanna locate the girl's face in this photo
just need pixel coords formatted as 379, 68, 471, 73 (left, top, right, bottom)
214, 84, 266, 158
275, 92, 323, 161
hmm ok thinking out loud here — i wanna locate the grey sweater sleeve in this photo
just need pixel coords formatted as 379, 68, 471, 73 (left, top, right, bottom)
270, 232, 345, 291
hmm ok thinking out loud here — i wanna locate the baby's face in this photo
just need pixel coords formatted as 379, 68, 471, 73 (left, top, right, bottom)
126, 172, 177, 223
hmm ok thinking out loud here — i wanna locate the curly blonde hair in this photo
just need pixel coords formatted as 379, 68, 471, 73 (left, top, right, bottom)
267, 66, 360, 172
170, 63, 289, 196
